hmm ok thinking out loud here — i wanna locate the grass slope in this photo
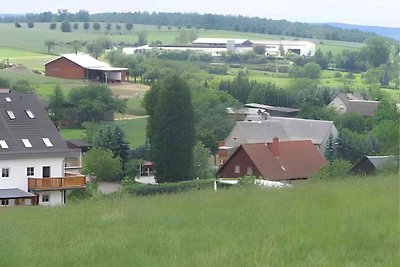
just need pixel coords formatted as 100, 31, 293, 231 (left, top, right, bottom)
0, 22, 363, 56
0, 175, 398, 266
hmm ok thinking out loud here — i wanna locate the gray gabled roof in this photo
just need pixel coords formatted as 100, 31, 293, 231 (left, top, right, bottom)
225, 117, 337, 147
366, 156, 398, 169
0, 93, 79, 160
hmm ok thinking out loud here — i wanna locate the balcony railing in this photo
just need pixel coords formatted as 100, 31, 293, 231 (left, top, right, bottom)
28, 176, 86, 191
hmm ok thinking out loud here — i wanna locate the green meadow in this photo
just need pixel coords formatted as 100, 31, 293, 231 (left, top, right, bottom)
0, 174, 398, 266
60, 117, 148, 148
0, 22, 363, 56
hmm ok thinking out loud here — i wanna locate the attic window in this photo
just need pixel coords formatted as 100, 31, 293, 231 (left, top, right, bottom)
42, 138, 53, 147
22, 139, 32, 148
5, 97, 11, 102
6, 110, 15, 120
0, 140, 8, 149
25, 109, 35, 119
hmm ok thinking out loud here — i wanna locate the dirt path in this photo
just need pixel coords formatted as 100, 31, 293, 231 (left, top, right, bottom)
109, 83, 150, 99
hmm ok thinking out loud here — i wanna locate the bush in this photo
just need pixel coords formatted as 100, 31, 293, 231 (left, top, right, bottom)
61, 21, 71, 32
125, 23, 133, 31
67, 182, 98, 201
73, 23, 79, 30
14, 22, 21, 28
83, 22, 90, 30
27, 21, 34, 28
93, 22, 101, 30
123, 179, 214, 196
311, 160, 352, 180
49, 23, 57, 30
238, 175, 257, 185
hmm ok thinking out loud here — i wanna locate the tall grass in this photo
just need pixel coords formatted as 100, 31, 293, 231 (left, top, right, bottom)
0, 175, 398, 266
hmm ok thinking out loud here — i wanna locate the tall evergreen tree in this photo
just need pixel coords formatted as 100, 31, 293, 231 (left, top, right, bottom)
145, 74, 195, 183
325, 134, 336, 163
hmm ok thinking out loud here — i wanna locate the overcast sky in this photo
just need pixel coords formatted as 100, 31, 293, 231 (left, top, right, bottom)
1, 0, 399, 28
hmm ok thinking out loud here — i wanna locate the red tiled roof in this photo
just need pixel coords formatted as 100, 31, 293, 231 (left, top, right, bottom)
219, 139, 326, 180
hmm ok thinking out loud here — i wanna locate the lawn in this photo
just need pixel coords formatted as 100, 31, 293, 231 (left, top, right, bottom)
0, 174, 398, 266
60, 117, 148, 148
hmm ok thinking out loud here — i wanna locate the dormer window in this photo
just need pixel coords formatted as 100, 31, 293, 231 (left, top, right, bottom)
22, 139, 32, 148
6, 110, 15, 120
0, 140, 8, 149
5, 97, 11, 102
25, 109, 35, 119
42, 138, 53, 147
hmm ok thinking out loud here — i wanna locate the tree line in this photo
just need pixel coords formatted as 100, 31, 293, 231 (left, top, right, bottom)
0, 10, 378, 43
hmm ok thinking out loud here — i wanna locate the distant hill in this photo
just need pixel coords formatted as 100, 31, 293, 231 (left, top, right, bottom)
324, 23, 400, 40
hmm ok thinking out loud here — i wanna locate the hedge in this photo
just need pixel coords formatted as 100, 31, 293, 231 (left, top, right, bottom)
123, 179, 214, 196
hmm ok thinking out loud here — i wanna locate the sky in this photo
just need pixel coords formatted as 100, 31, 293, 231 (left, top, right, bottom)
1, 0, 399, 28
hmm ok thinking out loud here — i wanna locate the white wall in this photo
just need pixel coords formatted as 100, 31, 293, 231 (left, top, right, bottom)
38, 191, 63, 206
0, 157, 65, 191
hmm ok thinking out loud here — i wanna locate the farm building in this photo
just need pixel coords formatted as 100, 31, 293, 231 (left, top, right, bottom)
217, 138, 326, 181
122, 38, 315, 57
351, 156, 399, 175
328, 93, 379, 117
0, 92, 86, 207
45, 53, 128, 83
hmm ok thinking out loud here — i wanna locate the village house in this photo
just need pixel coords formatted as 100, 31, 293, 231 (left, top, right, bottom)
217, 116, 338, 165
217, 138, 326, 181
44, 53, 128, 83
328, 93, 379, 117
0, 92, 86, 207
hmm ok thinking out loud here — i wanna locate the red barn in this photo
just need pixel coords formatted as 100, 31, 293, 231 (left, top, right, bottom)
44, 53, 128, 83
217, 138, 326, 181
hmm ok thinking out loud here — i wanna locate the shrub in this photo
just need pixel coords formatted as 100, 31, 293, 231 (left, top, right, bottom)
125, 23, 133, 31
61, 21, 72, 32
14, 22, 21, 28
123, 179, 214, 196
93, 22, 101, 30
73, 23, 79, 30
27, 21, 34, 28
83, 22, 90, 30
49, 23, 57, 30
238, 175, 257, 185
311, 160, 352, 180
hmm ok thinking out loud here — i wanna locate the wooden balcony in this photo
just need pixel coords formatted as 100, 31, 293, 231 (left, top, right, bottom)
28, 176, 86, 191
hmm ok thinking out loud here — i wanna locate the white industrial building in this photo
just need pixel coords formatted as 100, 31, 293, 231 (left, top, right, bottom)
122, 38, 316, 57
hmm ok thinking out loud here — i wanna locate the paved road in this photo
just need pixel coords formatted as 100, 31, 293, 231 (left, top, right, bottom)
98, 182, 122, 194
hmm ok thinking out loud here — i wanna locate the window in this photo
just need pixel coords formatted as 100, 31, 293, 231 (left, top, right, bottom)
27, 167, 34, 176
1, 168, 10, 178
22, 139, 32, 148
25, 109, 35, 119
234, 165, 240, 174
42, 138, 53, 147
0, 140, 8, 149
6, 110, 15, 120
42, 195, 49, 203
247, 166, 253, 175
5, 97, 11, 102
1, 200, 9, 206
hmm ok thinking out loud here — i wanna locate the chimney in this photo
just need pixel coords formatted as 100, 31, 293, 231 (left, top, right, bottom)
269, 137, 280, 157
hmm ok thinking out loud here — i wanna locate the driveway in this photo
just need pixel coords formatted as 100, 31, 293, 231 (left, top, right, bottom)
135, 176, 157, 185
98, 182, 121, 194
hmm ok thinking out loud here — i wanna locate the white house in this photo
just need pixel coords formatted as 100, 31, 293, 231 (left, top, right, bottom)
0, 92, 86, 207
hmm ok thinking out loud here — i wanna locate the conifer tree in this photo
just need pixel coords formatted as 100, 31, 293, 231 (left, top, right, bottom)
145, 74, 195, 182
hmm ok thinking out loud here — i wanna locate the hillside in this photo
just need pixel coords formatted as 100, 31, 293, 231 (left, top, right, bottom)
325, 23, 400, 40
0, 175, 398, 266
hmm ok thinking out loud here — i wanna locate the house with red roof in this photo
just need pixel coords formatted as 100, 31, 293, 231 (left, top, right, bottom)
217, 137, 326, 181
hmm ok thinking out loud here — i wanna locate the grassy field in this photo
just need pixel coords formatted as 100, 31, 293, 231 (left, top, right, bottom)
0, 174, 398, 266
0, 22, 363, 56
60, 117, 147, 148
